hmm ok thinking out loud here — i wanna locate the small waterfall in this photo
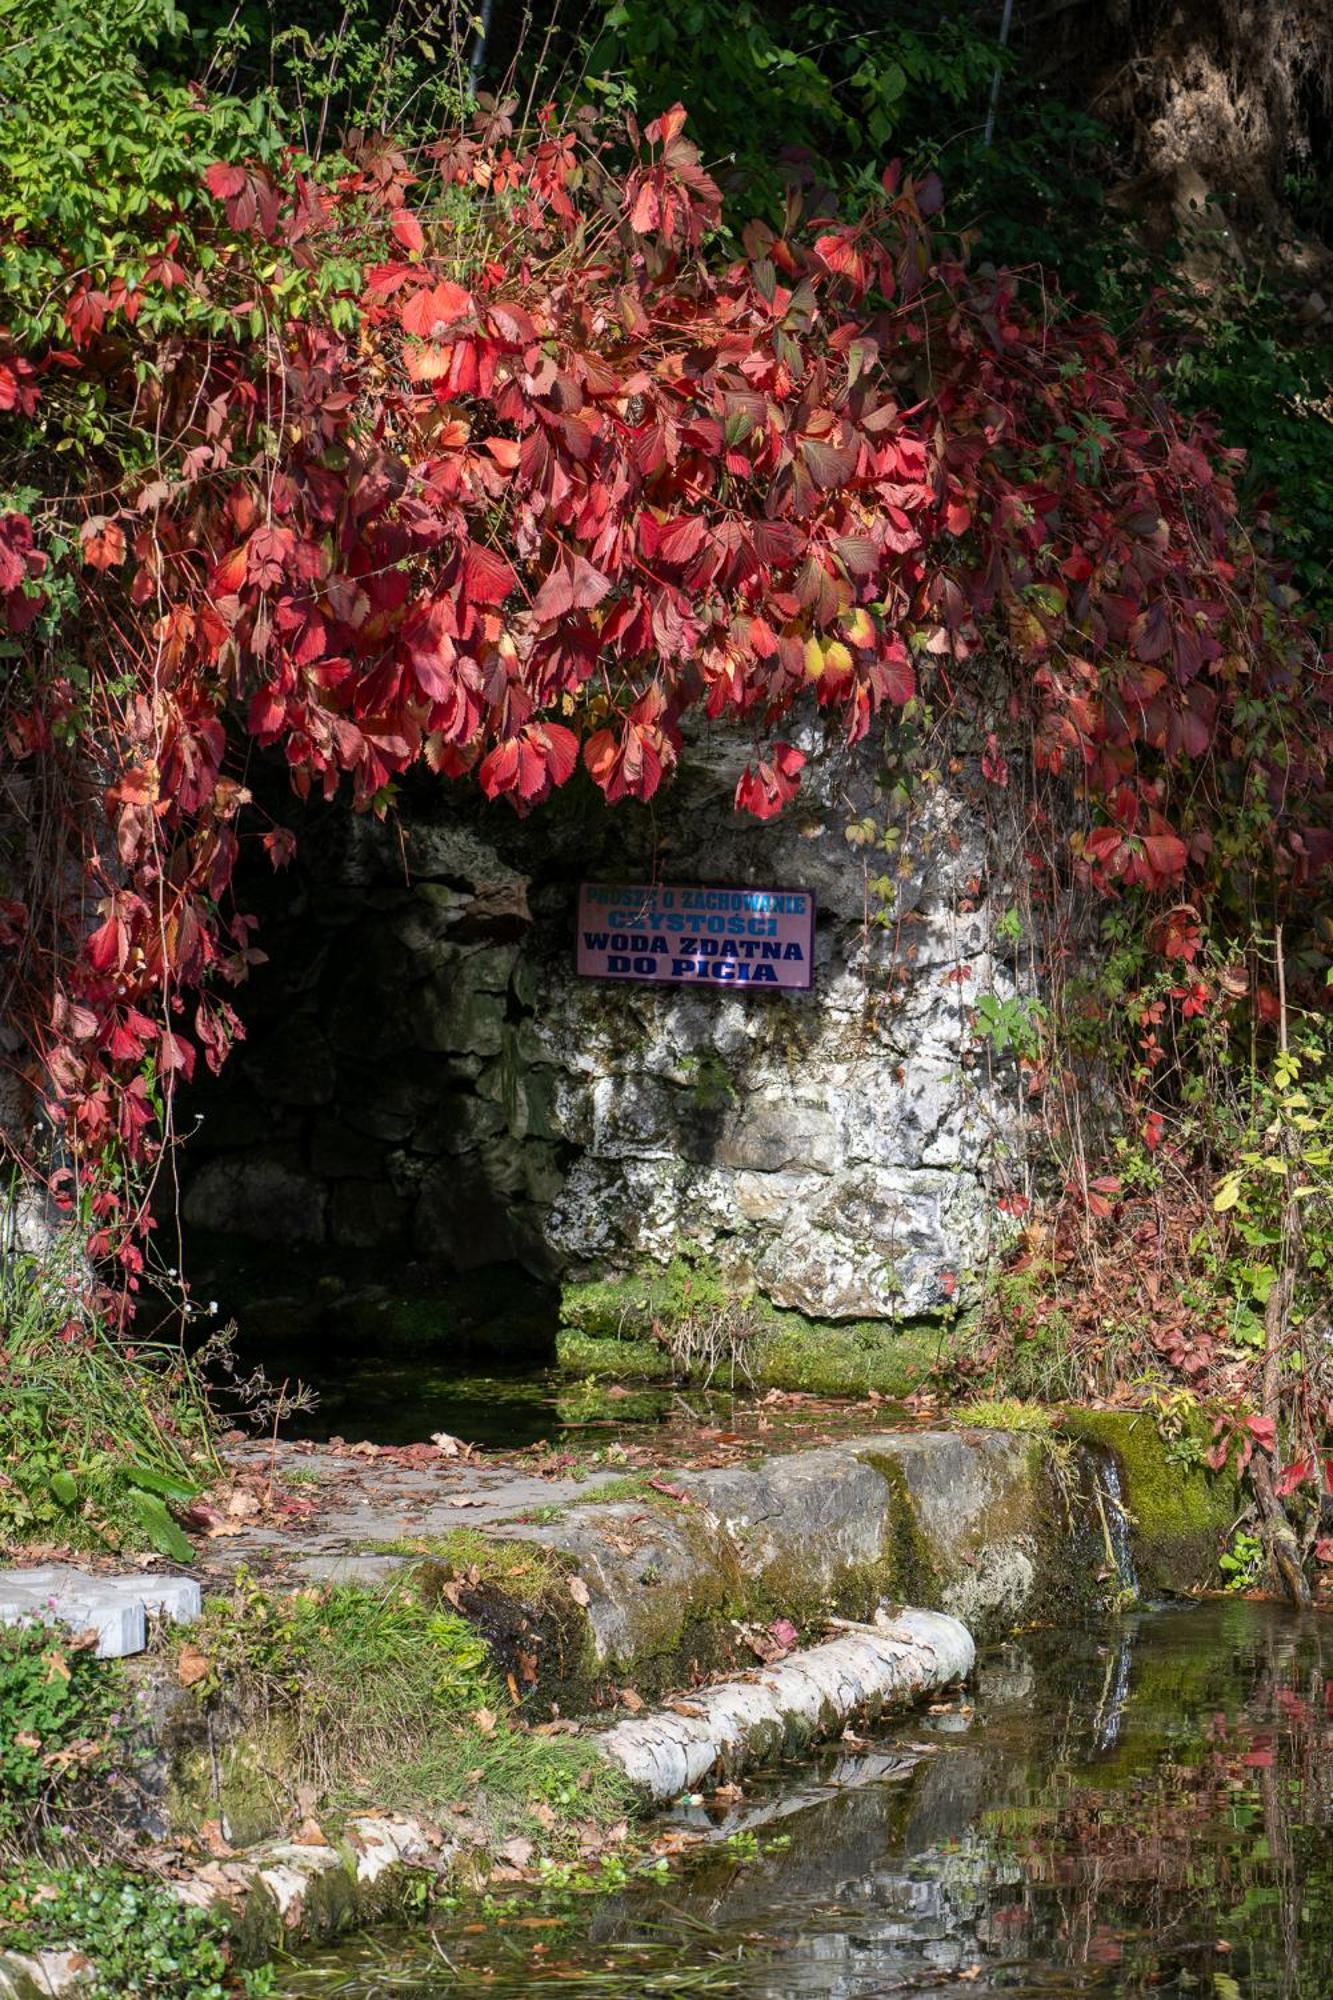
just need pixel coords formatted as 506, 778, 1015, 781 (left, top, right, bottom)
1093, 1449, 1139, 1608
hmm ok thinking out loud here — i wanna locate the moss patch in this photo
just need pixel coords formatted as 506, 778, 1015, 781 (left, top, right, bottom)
555, 1330, 674, 1381
558, 1256, 949, 1398
1059, 1407, 1240, 1596
755, 1317, 943, 1397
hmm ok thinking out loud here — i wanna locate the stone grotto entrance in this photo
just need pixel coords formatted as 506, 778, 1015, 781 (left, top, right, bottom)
169, 731, 1026, 1420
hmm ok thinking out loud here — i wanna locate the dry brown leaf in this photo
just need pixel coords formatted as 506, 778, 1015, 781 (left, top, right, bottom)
177, 1641, 211, 1688
472, 1707, 497, 1735
617, 1687, 645, 1713
446, 1495, 486, 1509
197, 1819, 234, 1858
293, 1817, 329, 1847
499, 1836, 534, 1867
568, 1575, 591, 1607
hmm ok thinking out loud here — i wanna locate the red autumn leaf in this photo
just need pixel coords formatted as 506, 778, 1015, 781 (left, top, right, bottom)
262, 827, 297, 869
400, 281, 475, 340
1275, 1456, 1314, 1498
532, 556, 610, 622
460, 542, 515, 606
1246, 1414, 1278, 1454
80, 516, 127, 571
878, 649, 916, 707
203, 163, 247, 201
401, 596, 457, 702
735, 743, 805, 821
390, 211, 425, 255
478, 723, 580, 807
86, 912, 126, 974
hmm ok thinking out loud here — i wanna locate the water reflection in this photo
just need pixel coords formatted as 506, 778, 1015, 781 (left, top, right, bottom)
277, 1602, 1333, 1997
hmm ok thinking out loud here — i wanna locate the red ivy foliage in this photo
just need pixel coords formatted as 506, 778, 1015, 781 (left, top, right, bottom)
0, 101, 1329, 1280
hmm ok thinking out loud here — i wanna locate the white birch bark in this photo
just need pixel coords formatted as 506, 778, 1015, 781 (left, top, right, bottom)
594, 1606, 975, 1803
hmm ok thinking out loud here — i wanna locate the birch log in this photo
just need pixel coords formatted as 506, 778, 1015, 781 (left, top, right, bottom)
594, 1606, 975, 1803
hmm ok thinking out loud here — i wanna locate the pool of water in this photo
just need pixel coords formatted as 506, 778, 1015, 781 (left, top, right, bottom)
271, 1599, 1333, 1997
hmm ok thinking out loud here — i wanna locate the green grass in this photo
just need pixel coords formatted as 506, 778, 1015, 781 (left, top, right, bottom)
193, 1570, 628, 1844
357, 1527, 572, 1599
565, 1473, 662, 1507
0, 1232, 219, 1558
953, 1399, 1055, 1434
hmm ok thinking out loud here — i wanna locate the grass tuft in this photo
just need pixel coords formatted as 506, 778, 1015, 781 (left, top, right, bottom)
194, 1570, 628, 1843
0, 1231, 218, 1557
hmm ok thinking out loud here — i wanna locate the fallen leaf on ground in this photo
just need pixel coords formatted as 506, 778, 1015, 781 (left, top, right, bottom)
568, 1575, 591, 1607
617, 1687, 644, 1712
177, 1642, 211, 1688
446, 1496, 486, 1508
472, 1707, 496, 1735
293, 1818, 329, 1847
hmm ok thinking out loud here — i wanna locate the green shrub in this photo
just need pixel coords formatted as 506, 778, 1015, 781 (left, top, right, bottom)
0, 1623, 125, 1848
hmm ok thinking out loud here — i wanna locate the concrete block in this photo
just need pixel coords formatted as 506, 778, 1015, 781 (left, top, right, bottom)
0, 1564, 200, 1658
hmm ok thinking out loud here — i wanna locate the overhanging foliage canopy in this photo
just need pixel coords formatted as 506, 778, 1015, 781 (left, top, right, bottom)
0, 41, 1329, 1284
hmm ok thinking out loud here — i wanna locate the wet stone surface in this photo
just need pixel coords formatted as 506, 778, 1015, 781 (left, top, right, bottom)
273, 1599, 1333, 1997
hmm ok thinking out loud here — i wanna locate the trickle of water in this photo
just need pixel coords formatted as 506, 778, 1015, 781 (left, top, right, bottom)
1094, 1446, 1139, 1604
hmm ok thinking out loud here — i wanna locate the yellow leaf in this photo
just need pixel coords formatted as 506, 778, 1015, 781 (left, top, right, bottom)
1213, 1177, 1241, 1213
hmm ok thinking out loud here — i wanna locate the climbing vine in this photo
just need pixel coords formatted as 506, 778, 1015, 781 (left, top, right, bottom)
1, 42, 1331, 1564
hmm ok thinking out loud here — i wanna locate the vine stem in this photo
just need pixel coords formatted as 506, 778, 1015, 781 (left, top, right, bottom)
1251, 921, 1311, 1609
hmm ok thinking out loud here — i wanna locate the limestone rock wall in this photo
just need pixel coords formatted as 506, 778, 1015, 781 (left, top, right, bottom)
178, 732, 1029, 1320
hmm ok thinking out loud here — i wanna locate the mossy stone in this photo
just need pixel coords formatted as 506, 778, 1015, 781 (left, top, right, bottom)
1059, 1407, 1240, 1596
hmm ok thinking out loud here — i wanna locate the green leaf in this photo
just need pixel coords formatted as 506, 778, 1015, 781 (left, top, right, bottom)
124, 1463, 198, 1504
1213, 1173, 1242, 1212
125, 1490, 194, 1564
49, 1470, 78, 1508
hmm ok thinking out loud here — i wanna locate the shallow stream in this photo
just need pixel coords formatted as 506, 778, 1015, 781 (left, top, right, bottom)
271, 1600, 1333, 1996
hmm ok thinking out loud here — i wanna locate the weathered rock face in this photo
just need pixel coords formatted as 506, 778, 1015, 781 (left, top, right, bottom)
177, 730, 1028, 1321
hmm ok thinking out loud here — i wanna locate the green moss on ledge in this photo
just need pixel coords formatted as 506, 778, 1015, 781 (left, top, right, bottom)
1058, 1407, 1240, 1596
755, 1317, 943, 1398
558, 1257, 949, 1399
